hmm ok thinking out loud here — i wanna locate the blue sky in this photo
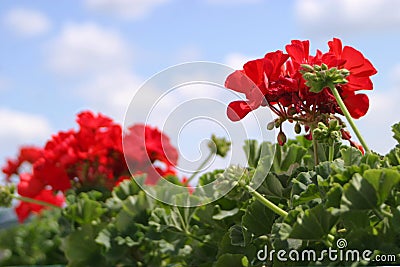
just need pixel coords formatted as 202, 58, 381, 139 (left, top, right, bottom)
1, 0, 400, 174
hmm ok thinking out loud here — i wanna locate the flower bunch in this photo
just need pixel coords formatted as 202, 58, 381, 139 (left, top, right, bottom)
225, 38, 377, 146
2, 111, 179, 222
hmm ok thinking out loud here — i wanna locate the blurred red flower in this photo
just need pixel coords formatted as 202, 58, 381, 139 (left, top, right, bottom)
2, 111, 181, 222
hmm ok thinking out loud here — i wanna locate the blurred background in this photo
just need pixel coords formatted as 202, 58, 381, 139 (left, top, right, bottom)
0, 0, 399, 173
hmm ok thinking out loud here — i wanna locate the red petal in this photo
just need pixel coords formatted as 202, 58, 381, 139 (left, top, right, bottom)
342, 46, 365, 69
343, 93, 369, 119
243, 59, 265, 85
227, 101, 253, 121
328, 38, 343, 57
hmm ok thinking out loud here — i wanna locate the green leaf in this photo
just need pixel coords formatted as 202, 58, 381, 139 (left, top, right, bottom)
341, 147, 362, 166
198, 169, 224, 186
392, 122, 400, 144
363, 169, 400, 205
63, 192, 105, 225
64, 225, 106, 267
242, 200, 275, 238
280, 144, 307, 172
215, 254, 248, 267
212, 208, 240, 220
229, 225, 245, 247
289, 205, 339, 241
243, 140, 261, 168
342, 173, 378, 210
386, 147, 400, 166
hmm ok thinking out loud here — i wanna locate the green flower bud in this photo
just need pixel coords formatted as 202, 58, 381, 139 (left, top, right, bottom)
301, 64, 314, 72
267, 121, 275, 130
0, 185, 15, 208
209, 134, 231, 158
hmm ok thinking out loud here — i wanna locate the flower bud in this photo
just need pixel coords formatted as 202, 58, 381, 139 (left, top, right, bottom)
0, 185, 15, 208
277, 131, 287, 146
294, 122, 301, 134
287, 107, 297, 116
267, 121, 275, 130
209, 134, 231, 157
301, 64, 314, 72
340, 68, 350, 77
314, 65, 322, 71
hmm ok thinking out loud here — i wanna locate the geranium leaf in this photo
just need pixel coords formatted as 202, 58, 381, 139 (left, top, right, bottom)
213, 208, 240, 220
340, 147, 362, 166
242, 200, 276, 238
342, 173, 378, 210
229, 225, 245, 247
363, 169, 400, 205
215, 254, 249, 267
392, 122, 400, 144
289, 204, 339, 240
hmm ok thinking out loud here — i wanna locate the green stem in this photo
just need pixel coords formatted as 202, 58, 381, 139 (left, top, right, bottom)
15, 195, 61, 209
186, 151, 214, 184
329, 142, 335, 162
242, 183, 288, 217
310, 124, 319, 166
372, 208, 385, 221
330, 86, 371, 153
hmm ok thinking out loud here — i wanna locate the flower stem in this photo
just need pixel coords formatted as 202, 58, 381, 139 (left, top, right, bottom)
14, 195, 61, 209
242, 183, 288, 217
329, 142, 335, 162
330, 86, 371, 153
310, 124, 319, 166
185, 151, 214, 184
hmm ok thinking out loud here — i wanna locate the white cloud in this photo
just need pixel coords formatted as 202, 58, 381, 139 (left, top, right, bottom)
295, 0, 400, 37
3, 8, 51, 37
0, 109, 52, 159
77, 69, 143, 122
224, 53, 255, 69
356, 65, 400, 154
84, 0, 170, 20
46, 22, 132, 75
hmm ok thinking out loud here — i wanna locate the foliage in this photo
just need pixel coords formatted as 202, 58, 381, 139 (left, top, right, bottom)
1, 122, 400, 266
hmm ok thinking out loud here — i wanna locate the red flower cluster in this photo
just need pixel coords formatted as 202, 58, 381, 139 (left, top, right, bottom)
2, 111, 179, 222
226, 38, 377, 122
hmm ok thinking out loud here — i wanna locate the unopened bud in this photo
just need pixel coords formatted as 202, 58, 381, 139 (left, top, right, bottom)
314, 65, 322, 71
0, 185, 15, 208
301, 64, 314, 72
287, 107, 297, 116
294, 122, 301, 134
340, 69, 350, 77
277, 131, 287, 146
267, 121, 275, 130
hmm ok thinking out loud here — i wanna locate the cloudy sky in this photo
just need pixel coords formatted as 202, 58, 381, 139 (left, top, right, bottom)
1, 0, 399, 174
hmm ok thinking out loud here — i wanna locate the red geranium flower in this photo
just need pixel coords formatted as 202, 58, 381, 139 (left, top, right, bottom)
2, 111, 181, 222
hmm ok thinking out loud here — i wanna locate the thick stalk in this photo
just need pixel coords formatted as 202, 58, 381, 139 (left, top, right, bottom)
242, 183, 288, 217
310, 124, 319, 166
330, 86, 371, 153
329, 142, 335, 162
15, 195, 61, 209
